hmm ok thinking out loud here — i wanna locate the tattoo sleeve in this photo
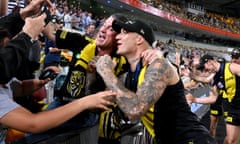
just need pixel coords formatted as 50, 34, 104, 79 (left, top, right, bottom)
100, 58, 174, 121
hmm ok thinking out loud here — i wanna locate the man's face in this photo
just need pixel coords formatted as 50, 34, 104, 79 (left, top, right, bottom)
115, 29, 139, 57
87, 25, 95, 34
95, 16, 118, 51
203, 60, 215, 73
231, 56, 240, 64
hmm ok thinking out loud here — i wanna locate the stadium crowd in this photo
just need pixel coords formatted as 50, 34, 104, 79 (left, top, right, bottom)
141, 0, 240, 47
0, 0, 240, 144
142, 0, 240, 34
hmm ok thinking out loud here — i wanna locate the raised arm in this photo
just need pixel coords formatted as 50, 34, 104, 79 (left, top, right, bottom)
0, 0, 53, 37
0, 14, 46, 84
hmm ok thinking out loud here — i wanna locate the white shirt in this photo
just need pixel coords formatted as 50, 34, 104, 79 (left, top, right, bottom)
63, 13, 72, 29
7, 0, 25, 15
0, 79, 20, 143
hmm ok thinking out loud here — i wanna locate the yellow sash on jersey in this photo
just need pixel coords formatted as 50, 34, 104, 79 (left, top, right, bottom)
75, 41, 96, 69
222, 63, 236, 102
138, 67, 155, 138
98, 66, 156, 139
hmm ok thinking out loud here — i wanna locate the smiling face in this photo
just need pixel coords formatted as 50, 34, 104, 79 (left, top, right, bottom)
115, 29, 139, 58
95, 16, 118, 51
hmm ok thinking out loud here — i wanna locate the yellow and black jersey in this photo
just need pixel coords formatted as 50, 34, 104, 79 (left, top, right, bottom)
55, 30, 128, 101
218, 63, 240, 110
99, 59, 209, 143
99, 60, 150, 139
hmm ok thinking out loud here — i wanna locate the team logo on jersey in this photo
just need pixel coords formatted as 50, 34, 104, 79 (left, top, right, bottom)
67, 71, 85, 97
217, 82, 224, 89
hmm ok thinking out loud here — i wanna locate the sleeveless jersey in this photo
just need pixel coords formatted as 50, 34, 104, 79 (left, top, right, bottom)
127, 60, 209, 143
217, 63, 240, 112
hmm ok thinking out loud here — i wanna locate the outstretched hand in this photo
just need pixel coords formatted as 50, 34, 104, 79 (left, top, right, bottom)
185, 93, 195, 104
84, 90, 117, 111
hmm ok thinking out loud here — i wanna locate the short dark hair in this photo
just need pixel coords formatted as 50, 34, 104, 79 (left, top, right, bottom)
197, 54, 214, 70
111, 13, 128, 24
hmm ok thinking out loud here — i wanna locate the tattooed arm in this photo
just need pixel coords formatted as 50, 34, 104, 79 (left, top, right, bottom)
96, 55, 178, 120
118, 72, 127, 84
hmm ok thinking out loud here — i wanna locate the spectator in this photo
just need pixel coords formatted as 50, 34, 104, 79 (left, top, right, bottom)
231, 48, 240, 64
62, 6, 71, 29
85, 23, 96, 38
7, 0, 25, 15
0, 0, 53, 83
29, 13, 129, 144
85, 12, 93, 27
71, 12, 80, 30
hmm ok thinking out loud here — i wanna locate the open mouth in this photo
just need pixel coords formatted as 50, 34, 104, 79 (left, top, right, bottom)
117, 42, 122, 48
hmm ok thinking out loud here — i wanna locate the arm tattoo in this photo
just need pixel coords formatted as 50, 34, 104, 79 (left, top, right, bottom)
101, 58, 174, 120
118, 73, 127, 84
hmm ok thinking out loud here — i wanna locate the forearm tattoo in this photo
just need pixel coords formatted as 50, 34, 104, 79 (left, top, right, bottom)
102, 58, 175, 120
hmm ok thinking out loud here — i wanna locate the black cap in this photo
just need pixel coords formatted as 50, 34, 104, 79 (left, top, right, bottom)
231, 48, 240, 58
197, 54, 214, 70
112, 19, 155, 46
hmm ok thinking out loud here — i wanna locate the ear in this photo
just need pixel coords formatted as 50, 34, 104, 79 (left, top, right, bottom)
136, 35, 145, 45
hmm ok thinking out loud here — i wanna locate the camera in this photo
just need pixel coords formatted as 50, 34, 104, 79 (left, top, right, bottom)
40, 3, 52, 25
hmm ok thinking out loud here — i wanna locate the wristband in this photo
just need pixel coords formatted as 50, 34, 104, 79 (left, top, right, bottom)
21, 32, 37, 43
